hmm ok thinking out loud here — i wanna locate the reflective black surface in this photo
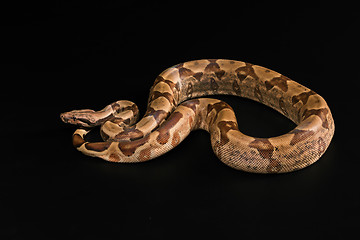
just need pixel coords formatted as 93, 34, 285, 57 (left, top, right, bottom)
1, 2, 356, 239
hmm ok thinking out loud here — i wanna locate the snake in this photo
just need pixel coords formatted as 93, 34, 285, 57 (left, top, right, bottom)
60, 59, 334, 173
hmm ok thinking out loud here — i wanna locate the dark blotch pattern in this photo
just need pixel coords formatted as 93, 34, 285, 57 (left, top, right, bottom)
153, 76, 179, 95
254, 85, 263, 102
145, 107, 169, 125
85, 142, 112, 152
265, 75, 289, 92
317, 137, 327, 156
178, 65, 204, 82
193, 72, 203, 81
249, 138, 274, 159
156, 111, 183, 145
292, 90, 316, 106
207, 101, 233, 125
205, 60, 226, 80
115, 127, 144, 141
249, 138, 282, 173
217, 121, 238, 145
186, 82, 193, 98
232, 80, 241, 95
289, 129, 314, 146
118, 135, 150, 157
181, 99, 200, 114
302, 108, 329, 129
210, 77, 219, 91
178, 67, 195, 80
73, 134, 85, 148
149, 91, 175, 106
279, 97, 288, 116
235, 63, 258, 82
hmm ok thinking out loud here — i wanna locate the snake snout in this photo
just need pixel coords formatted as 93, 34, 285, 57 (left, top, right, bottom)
60, 113, 67, 123
60, 112, 76, 124
60, 112, 78, 124
60, 111, 96, 127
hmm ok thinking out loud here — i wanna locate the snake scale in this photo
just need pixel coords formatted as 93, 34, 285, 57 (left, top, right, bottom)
60, 59, 334, 173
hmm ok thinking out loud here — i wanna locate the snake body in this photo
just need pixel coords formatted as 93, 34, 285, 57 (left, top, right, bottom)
60, 59, 334, 173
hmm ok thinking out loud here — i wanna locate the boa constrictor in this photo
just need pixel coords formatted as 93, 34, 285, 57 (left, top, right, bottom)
60, 59, 334, 173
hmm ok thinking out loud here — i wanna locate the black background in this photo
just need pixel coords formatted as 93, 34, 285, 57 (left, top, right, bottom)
1, 1, 358, 239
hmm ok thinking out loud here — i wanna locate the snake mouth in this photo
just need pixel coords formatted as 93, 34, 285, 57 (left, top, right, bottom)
60, 113, 69, 123
60, 113, 67, 123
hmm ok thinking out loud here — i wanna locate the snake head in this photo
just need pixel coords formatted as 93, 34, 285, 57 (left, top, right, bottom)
60, 109, 97, 127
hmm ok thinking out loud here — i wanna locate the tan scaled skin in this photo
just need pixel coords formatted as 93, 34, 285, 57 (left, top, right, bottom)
60, 59, 334, 173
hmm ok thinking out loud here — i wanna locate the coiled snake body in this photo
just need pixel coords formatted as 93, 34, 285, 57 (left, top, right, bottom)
61, 59, 334, 173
